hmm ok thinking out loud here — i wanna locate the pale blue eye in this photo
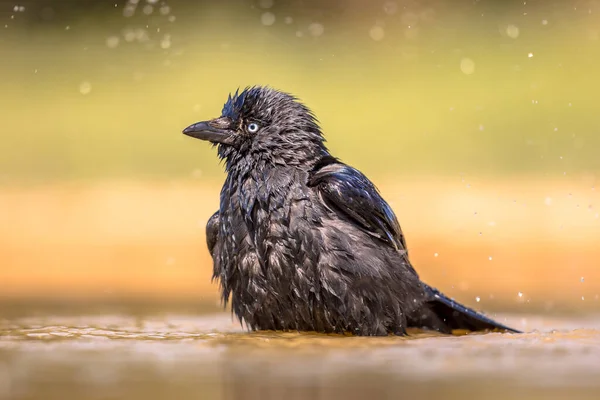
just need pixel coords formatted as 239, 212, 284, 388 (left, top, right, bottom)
247, 122, 259, 133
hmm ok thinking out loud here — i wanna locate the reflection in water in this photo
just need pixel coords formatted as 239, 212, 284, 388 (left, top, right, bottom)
1, 313, 599, 400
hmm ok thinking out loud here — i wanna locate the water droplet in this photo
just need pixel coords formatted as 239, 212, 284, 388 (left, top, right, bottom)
542, 19, 548, 25
159, 5, 170, 15
284, 16, 293, 24
582, 296, 585, 301
475, 297, 481, 302
160, 34, 171, 49
142, 5, 153, 15
106, 36, 120, 48
261, 12, 275, 26
79, 81, 92, 95
123, 29, 136, 42
434, 252, 439, 257
259, 0, 274, 8
460, 58, 475, 75
123, 5, 136, 17
383, 1, 398, 15
308, 22, 324, 37
518, 292, 523, 298
488, 256, 493, 261
581, 277, 585, 283
544, 197, 553, 206
369, 26, 385, 41
506, 24, 520, 38
528, 52, 534, 58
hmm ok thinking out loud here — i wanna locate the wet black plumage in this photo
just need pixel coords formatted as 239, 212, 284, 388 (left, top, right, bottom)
183, 86, 520, 336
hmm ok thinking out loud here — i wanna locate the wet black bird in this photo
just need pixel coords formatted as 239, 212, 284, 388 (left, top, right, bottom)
182, 86, 519, 336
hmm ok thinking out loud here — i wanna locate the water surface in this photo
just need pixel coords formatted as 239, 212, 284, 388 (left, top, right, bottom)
1, 312, 599, 400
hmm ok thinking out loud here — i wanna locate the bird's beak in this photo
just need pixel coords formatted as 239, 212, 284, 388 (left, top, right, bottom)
182, 117, 236, 145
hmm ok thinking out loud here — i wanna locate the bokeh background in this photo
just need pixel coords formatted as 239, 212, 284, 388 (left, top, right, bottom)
1, 0, 599, 318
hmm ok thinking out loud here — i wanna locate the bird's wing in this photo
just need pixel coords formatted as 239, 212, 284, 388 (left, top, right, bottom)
206, 210, 220, 256
308, 158, 407, 252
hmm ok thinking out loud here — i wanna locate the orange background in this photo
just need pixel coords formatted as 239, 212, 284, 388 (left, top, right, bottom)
2, 178, 598, 313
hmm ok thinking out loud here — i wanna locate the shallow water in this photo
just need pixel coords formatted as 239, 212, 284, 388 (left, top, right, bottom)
0, 313, 599, 400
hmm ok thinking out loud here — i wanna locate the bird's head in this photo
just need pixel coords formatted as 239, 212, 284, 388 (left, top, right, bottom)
183, 86, 327, 167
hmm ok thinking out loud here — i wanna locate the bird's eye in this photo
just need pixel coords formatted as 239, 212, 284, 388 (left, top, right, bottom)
247, 122, 260, 133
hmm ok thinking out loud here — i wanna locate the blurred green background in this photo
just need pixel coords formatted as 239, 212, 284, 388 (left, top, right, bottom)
2, 0, 600, 182
0, 0, 599, 314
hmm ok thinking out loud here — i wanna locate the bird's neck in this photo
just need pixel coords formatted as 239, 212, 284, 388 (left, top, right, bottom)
220, 158, 307, 230
224, 156, 305, 190
222, 147, 330, 176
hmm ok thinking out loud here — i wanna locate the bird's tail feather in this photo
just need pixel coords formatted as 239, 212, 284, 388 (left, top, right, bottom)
408, 284, 521, 334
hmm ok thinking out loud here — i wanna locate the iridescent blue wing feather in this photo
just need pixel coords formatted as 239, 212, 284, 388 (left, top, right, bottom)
309, 157, 407, 253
